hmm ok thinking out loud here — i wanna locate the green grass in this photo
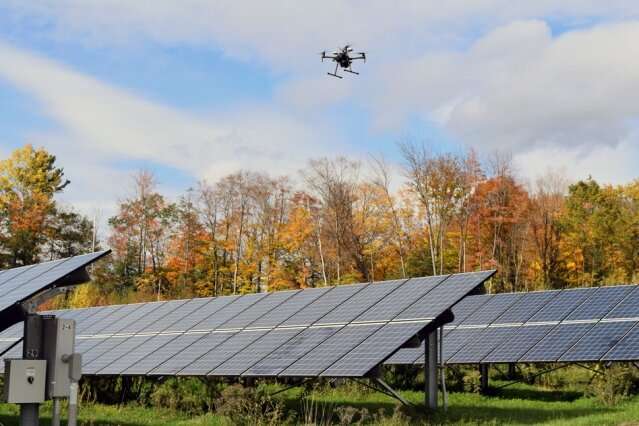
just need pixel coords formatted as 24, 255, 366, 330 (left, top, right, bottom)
1, 383, 638, 425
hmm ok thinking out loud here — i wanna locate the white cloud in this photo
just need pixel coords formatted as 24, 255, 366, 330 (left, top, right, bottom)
0, 40, 338, 222
367, 21, 639, 156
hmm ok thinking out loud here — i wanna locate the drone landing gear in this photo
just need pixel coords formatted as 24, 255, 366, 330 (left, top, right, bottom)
344, 68, 359, 75
328, 63, 343, 78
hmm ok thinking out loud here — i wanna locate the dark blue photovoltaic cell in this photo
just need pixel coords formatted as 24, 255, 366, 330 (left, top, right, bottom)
221, 291, 299, 329
146, 298, 211, 333
249, 287, 331, 328
383, 346, 422, 365
135, 300, 190, 333
448, 294, 492, 326
441, 328, 486, 363
166, 296, 239, 332
602, 324, 639, 361
82, 336, 132, 370
317, 280, 405, 325
280, 324, 383, 377
605, 286, 639, 319
77, 305, 129, 335
527, 288, 595, 322
460, 293, 522, 326
179, 330, 269, 375
153, 332, 233, 376
191, 293, 267, 331
520, 323, 594, 362
396, 271, 495, 322
244, 326, 342, 376
321, 322, 426, 377
494, 291, 559, 324
482, 324, 555, 363
354, 276, 439, 322
120, 333, 205, 375
560, 321, 637, 362
448, 326, 519, 364
566, 286, 634, 321
211, 329, 302, 376
88, 335, 154, 375
281, 284, 366, 326
97, 302, 165, 335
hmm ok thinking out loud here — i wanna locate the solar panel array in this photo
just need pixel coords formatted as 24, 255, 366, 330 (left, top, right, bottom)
385, 284, 639, 365
0, 250, 110, 333
0, 271, 495, 378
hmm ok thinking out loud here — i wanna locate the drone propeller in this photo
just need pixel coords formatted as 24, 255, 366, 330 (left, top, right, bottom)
320, 50, 326, 61
359, 52, 366, 62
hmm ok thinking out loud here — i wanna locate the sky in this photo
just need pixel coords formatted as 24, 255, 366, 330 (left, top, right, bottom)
0, 1, 638, 234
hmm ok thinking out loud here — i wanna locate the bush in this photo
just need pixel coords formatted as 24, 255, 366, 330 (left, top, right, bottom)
151, 377, 216, 414
589, 364, 637, 406
463, 370, 482, 393
214, 383, 287, 425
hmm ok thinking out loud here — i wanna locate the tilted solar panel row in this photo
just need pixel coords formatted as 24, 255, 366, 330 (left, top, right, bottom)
0, 271, 495, 378
0, 250, 111, 333
385, 284, 639, 365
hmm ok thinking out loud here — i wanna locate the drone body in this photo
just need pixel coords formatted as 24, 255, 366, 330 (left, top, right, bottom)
321, 45, 366, 78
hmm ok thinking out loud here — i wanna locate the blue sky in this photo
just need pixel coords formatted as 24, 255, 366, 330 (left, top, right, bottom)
0, 2, 638, 231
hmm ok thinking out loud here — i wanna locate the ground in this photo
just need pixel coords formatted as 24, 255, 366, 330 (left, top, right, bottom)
0, 382, 638, 425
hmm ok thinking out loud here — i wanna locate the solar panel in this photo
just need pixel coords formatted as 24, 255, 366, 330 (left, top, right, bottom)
559, 321, 637, 362
280, 324, 383, 377
191, 293, 267, 331
86, 335, 153, 375
212, 329, 302, 376
460, 293, 521, 325
605, 286, 639, 319
0, 250, 109, 331
95, 302, 165, 335
317, 280, 406, 325
152, 332, 233, 376
77, 305, 129, 335
448, 294, 492, 326
565, 286, 634, 321
120, 333, 205, 375
248, 287, 331, 328
494, 291, 559, 324
527, 288, 595, 322
447, 326, 519, 364
321, 322, 426, 377
178, 330, 269, 376
98, 334, 176, 375
130, 300, 190, 334
441, 327, 485, 363
143, 298, 210, 333
482, 324, 555, 363
520, 323, 594, 362
81, 336, 130, 369
396, 271, 495, 322
221, 291, 299, 329
383, 346, 422, 365
353, 276, 437, 322
280, 284, 366, 327
243, 326, 342, 376
165, 296, 238, 332
602, 323, 639, 361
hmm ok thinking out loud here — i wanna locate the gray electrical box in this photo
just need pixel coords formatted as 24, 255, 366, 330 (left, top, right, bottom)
43, 317, 76, 398
3, 359, 47, 403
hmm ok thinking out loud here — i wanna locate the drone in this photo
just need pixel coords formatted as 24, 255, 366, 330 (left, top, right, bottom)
321, 45, 366, 78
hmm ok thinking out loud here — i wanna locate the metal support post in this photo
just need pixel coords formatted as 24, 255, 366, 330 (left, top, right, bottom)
21, 314, 43, 426
425, 330, 438, 409
51, 398, 61, 426
68, 382, 79, 426
479, 364, 489, 394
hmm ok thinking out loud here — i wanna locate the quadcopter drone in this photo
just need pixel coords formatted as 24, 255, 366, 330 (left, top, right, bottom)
321, 45, 366, 78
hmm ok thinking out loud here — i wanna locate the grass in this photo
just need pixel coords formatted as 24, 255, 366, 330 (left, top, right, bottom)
0, 382, 638, 425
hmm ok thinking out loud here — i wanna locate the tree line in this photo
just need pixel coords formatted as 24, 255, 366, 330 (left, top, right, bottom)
1, 144, 637, 307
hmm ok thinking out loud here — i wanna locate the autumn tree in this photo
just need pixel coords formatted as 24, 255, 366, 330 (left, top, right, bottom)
0, 145, 70, 266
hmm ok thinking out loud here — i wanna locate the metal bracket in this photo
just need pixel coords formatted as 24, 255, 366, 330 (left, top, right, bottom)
371, 378, 411, 407
21, 287, 74, 313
